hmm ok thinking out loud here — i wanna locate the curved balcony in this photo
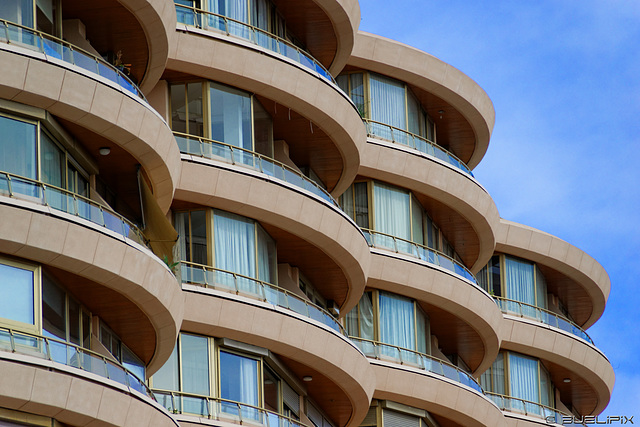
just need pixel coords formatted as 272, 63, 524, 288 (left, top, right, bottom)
349, 32, 495, 168
362, 228, 475, 283
153, 390, 306, 427
0, 327, 151, 398
175, 5, 334, 84
349, 337, 482, 393
175, 133, 339, 208
496, 219, 609, 329
0, 171, 148, 248
181, 288, 375, 427
494, 297, 593, 344
486, 393, 582, 427
364, 119, 473, 176
0, 20, 144, 99
0, 329, 179, 427
359, 141, 499, 273
181, 261, 344, 335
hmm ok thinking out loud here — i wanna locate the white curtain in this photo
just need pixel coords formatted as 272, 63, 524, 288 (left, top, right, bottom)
370, 73, 406, 131
509, 353, 539, 411
214, 210, 256, 278
379, 292, 415, 350
210, 83, 252, 151
505, 256, 536, 317
0, 0, 34, 28
374, 183, 410, 246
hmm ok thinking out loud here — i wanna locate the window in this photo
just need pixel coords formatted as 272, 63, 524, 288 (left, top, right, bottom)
99, 323, 145, 379
169, 81, 274, 157
340, 180, 461, 261
480, 351, 554, 414
175, 209, 277, 284
336, 71, 437, 144
0, 259, 39, 333
0, 113, 90, 197
346, 290, 430, 356
0, 0, 61, 36
152, 333, 305, 421
477, 255, 548, 312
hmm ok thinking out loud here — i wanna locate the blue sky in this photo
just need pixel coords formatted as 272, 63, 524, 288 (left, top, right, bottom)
360, 0, 640, 417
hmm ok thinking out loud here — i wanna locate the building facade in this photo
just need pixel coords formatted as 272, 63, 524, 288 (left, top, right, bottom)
0, 1, 613, 427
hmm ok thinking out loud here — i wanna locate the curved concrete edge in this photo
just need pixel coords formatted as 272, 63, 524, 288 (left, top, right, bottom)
0, 202, 184, 376
349, 32, 495, 169
167, 31, 365, 196
175, 160, 370, 314
0, 358, 179, 427
0, 49, 181, 213
312, 0, 360, 74
360, 142, 500, 273
181, 291, 377, 427
501, 317, 614, 415
119, 0, 175, 93
367, 251, 502, 375
371, 362, 507, 427
496, 219, 610, 328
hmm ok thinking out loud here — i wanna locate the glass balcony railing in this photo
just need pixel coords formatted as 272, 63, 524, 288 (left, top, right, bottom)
486, 392, 584, 426
180, 261, 344, 335
175, 132, 340, 208
153, 389, 307, 427
349, 337, 483, 394
494, 297, 594, 345
0, 171, 149, 248
364, 119, 473, 177
174, 4, 334, 84
361, 228, 477, 284
0, 327, 153, 398
0, 19, 145, 100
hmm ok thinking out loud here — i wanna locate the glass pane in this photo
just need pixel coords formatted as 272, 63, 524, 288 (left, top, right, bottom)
0, 115, 37, 179
220, 351, 259, 416
210, 82, 252, 150
181, 334, 210, 396
214, 210, 256, 278
0, 0, 34, 28
0, 263, 35, 325
187, 82, 204, 136
170, 84, 187, 133
72, 49, 98, 73
152, 343, 179, 390
42, 275, 66, 340
68, 298, 80, 346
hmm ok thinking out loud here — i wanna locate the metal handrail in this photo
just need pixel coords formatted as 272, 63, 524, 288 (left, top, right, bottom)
0, 170, 149, 247
349, 336, 483, 393
485, 392, 584, 426
174, 132, 339, 207
361, 228, 477, 284
180, 261, 345, 335
152, 389, 308, 427
174, 3, 335, 84
363, 118, 473, 176
0, 19, 145, 99
493, 297, 594, 344
0, 326, 153, 398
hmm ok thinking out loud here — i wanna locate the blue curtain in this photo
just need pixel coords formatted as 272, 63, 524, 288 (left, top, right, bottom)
214, 210, 256, 278
379, 292, 415, 350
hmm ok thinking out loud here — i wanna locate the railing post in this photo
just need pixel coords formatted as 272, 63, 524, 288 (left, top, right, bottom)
6, 174, 12, 197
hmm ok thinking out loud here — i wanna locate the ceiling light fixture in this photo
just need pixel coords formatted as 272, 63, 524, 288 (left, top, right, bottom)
303, 376, 313, 382
99, 147, 111, 156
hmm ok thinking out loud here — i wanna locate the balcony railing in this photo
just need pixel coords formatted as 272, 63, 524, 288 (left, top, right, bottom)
153, 389, 307, 427
494, 297, 594, 345
349, 337, 483, 394
174, 4, 334, 84
361, 228, 476, 284
0, 19, 144, 99
0, 171, 148, 248
175, 132, 339, 207
486, 392, 584, 426
0, 327, 153, 399
364, 119, 473, 176
180, 261, 344, 335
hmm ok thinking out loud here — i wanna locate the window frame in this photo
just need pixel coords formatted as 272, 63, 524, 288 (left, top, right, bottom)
0, 257, 41, 334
